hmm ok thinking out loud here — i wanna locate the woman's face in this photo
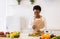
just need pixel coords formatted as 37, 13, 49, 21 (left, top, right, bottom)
34, 10, 40, 16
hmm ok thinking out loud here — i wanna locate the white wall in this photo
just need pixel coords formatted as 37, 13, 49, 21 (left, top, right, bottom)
0, 0, 60, 32
0, 0, 6, 32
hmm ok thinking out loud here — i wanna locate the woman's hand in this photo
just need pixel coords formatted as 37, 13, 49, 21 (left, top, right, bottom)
32, 25, 36, 30
32, 25, 40, 31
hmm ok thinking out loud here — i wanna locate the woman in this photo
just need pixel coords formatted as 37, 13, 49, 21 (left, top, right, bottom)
29, 5, 46, 36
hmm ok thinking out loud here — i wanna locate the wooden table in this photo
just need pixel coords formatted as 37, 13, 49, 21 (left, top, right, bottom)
0, 33, 40, 39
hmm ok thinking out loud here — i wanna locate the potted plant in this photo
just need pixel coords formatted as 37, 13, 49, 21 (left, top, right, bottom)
30, 0, 35, 4
16, 0, 21, 5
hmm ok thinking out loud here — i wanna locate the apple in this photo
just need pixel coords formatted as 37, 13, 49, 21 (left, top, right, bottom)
14, 35, 20, 38
13, 32, 20, 36
6, 34, 10, 38
0, 32, 4, 35
10, 34, 14, 38
10, 31, 20, 38
50, 34, 56, 38
12, 32, 17, 36
56, 35, 60, 39
51, 37, 57, 39
6, 32, 10, 34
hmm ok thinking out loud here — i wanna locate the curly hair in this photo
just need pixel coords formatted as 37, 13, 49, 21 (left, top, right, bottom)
33, 5, 41, 11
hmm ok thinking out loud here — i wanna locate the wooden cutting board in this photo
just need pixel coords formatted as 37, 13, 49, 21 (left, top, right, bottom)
20, 33, 40, 39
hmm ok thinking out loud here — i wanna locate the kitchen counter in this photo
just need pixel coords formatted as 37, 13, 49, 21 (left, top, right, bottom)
0, 33, 40, 39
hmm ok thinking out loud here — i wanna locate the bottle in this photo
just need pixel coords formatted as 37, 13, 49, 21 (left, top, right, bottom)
44, 31, 50, 39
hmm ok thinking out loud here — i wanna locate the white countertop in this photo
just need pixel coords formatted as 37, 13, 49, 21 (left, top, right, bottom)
0, 33, 40, 39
